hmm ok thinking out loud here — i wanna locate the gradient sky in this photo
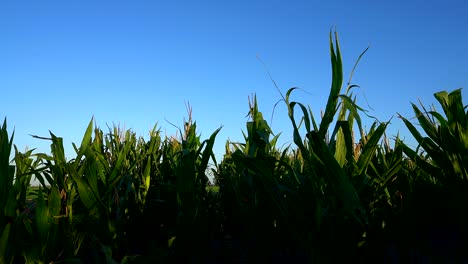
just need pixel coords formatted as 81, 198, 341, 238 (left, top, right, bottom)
1, 0, 467, 161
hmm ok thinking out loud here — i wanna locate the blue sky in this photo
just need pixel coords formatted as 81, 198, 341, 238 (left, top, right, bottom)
1, 0, 467, 161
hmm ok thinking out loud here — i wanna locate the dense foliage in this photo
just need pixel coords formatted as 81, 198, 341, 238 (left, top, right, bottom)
1, 32, 467, 263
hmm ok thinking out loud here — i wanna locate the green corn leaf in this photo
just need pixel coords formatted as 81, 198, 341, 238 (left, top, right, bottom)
330, 120, 354, 168
4, 193, 17, 219
355, 122, 387, 176
308, 105, 319, 132
338, 94, 366, 131
294, 102, 311, 134
0, 118, 14, 213
0, 223, 11, 263
428, 111, 449, 127
36, 188, 49, 246
319, 31, 343, 139
74, 118, 94, 166
399, 115, 441, 160
49, 132, 66, 165
69, 167, 98, 212
109, 139, 134, 187
401, 143, 440, 176
197, 127, 221, 184
412, 104, 439, 142
380, 159, 402, 188
308, 131, 364, 224
48, 186, 61, 217
435, 89, 464, 127
85, 157, 102, 202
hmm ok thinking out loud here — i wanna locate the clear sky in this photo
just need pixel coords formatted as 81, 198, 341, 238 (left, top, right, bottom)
1, 0, 467, 161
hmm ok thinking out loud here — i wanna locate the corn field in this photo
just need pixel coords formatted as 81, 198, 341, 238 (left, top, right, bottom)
1, 32, 468, 263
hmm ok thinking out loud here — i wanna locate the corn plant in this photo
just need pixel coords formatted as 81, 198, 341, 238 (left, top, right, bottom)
216, 95, 301, 262
169, 107, 221, 262
0, 119, 50, 263
399, 89, 468, 260
400, 89, 468, 182
23, 119, 162, 262
124, 107, 222, 262
273, 31, 400, 262
0, 118, 20, 263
